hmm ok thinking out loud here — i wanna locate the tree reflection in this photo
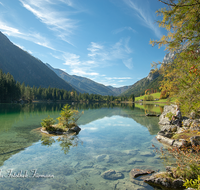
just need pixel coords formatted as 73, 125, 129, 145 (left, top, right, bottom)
41, 134, 82, 154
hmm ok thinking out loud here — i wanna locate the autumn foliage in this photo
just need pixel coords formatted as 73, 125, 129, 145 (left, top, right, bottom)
150, 0, 200, 115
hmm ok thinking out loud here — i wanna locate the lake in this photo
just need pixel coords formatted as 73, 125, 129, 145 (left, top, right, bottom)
0, 103, 166, 190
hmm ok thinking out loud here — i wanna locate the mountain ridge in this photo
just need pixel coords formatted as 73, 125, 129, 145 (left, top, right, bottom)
0, 31, 75, 91
46, 63, 117, 96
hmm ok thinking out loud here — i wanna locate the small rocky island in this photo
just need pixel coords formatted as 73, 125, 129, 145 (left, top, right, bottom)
41, 124, 81, 135
40, 104, 82, 136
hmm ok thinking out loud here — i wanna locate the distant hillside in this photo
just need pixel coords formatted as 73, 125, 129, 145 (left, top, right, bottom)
46, 63, 117, 96
121, 70, 162, 97
0, 31, 75, 91
107, 85, 131, 96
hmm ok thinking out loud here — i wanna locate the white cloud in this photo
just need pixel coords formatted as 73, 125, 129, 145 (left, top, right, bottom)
106, 77, 132, 80
19, 0, 78, 45
87, 38, 133, 69
87, 42, 104, 57
113, 26, 136, 34
0, 2, 4, 6
0, 20, 54, 50
71, 68, 99, 76
123, 0, 162, 39
63, 52, 81, 66
123, 58, 133, 69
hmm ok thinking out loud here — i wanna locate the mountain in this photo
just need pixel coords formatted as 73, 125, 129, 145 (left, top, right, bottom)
107, 85, 131, 96
0, 31, 75, 91
121, 70, 162, 97
46, 63, 117, 96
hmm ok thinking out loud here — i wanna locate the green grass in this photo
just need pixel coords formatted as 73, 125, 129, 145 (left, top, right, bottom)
134, 103, 163, 114
135, 92, 175, 104
135, 92, 161, 101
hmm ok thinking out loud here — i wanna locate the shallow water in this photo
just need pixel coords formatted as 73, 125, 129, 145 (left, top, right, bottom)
0, 103, 165, 190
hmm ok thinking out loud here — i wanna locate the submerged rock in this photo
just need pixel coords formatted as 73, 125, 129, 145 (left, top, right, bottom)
127, 158, 144, 165
101, 169, 124, 180
96, 154, 107, 162
129, 169, 155, 178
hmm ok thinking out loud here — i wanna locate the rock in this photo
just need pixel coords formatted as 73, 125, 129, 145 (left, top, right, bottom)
165, 166, 174, 172
179, 139, 191, 147
144, 172, 184, 189
173, 140, 183, 148
140, 151, 154, 157
146, 114, 160, 117
96, 154, 107, 162
129, 169, 155, 178
156, 135, 175, 146
160, 125, 177, 132
190, 119, 200, 131
101, 169, 124, 180
176, 127, 186, 134
190, 111, 197, 119
68, 126, 81, 134
144, 172, 172, 188
159, 105, 177, 125
182, 118, 192, 128
122, 149, 138, 155
173, 179, 185, 188
127, 158, 144, 165
190, 136, 200, 146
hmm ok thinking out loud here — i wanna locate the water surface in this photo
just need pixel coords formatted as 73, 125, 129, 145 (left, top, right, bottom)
0, 103, 165, 190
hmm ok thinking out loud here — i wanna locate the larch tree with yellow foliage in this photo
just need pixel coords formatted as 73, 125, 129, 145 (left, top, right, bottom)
150, 0, 200, 114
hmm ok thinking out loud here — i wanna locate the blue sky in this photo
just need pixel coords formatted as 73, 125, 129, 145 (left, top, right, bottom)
0, 0, 167, 87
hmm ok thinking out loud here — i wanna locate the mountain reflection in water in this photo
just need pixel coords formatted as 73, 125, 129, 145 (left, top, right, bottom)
0, 102, 165, 190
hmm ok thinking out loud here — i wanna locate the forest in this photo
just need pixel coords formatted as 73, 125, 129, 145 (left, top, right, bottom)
0, 69, 132, 103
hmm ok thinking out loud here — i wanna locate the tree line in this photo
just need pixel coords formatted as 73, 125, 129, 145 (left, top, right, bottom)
0, 70, 135, 103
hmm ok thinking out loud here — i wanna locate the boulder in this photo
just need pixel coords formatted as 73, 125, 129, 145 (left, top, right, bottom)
182, 118, 192, 128
158, 130, 173, 138
173, 140, 183, 148
156, 135, 175, 146
190, 119, 200, 131
68, 126, 81, 134
144, 172, 184, 189
101, 169, 124, 180
127, 158, 144, 165
161, 125, 178, 132
129, 169, 155, 178
146, 114, 160, 117
190, 136, 200, 146
159, 105, 177, 125
96, 154, 107, 162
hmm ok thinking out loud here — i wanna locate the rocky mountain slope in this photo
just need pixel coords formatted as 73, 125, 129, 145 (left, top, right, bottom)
0, 31, 75, 91
46, 64, 117, 96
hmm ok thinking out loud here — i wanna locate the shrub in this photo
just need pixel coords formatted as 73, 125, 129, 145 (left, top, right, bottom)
183, 175, 200, 189
41, 115, 56, 131
153, 144, 200, 184
143, 95, 154, 101
160, 90, 169, 99
166, 112, 174, 121
57, 104, 83, 128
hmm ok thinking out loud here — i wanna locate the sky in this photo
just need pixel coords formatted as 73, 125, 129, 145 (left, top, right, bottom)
0, 0, 168, 88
